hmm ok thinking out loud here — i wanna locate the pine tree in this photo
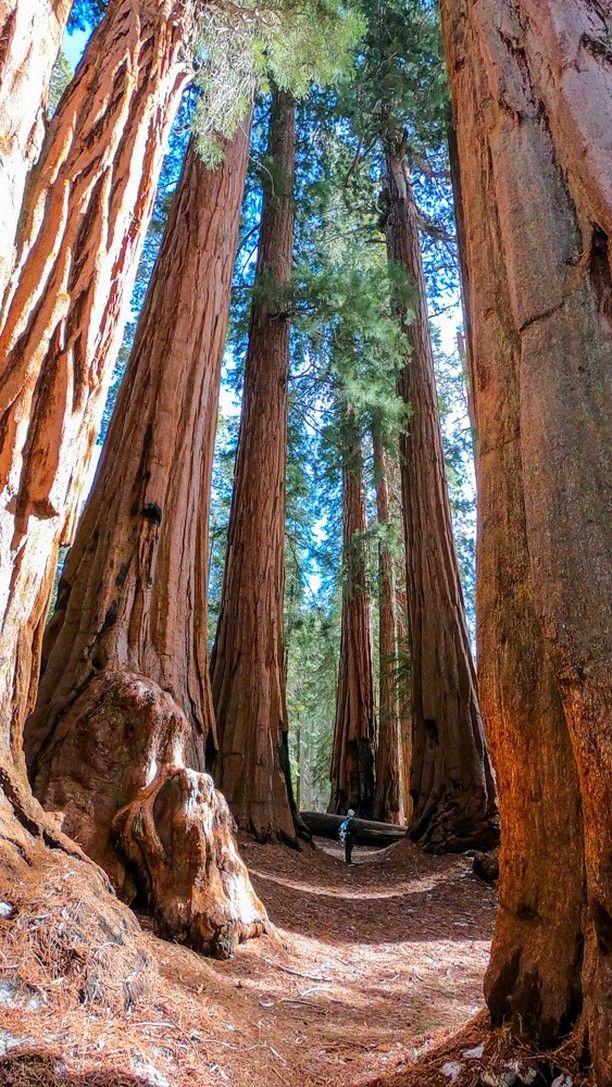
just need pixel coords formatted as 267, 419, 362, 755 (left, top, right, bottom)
334, 0, 497, 850
384, 148, 497, 850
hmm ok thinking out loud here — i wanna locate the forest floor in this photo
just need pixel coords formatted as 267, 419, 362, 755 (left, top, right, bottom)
0, 835, 507, 1087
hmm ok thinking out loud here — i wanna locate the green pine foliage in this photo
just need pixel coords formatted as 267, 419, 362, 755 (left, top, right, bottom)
194, 0, 365, 164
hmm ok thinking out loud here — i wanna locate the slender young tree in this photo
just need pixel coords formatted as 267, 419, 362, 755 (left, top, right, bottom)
329, 410, 376, 816
0, 0, 199, 751
372, 422, 404, 824
384, 148, 498, 851
211, 88, 300, 844
26, 120, 251, 886
440, 2, 611, 1079
0, 0, 72, 302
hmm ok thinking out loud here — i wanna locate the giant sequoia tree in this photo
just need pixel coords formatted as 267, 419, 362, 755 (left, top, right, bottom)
0, 0, 197, 751
25, 120, 268, 954
440, 1, 612, 1081
211, 88, 300, 844
372, 423, 404, 824
26, 120, 248, 883
333, 0, 496, 851
384, 150, 497, 851
329, 411, 376, 816
0, 0, 71, 301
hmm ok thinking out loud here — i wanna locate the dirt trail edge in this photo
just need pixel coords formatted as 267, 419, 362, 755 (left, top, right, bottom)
0, 837, 494, 1087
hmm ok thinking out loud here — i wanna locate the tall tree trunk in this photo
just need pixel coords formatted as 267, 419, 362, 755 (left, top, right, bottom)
389, 455, 413, 821
0, 0, 196, 758
328, 413, 376, 816
396, 606, 413, 822
210, 88, 300, 846
23, 121, 267, 955
447, 123, 477, 448
372, 423, 404, 824
384, 151, 498, 853
26, 119, 250, 884
0, 0, 71, 302
440, 1, 611, 1079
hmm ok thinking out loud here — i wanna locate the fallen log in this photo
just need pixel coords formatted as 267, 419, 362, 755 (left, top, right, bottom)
300, 811, 408, 847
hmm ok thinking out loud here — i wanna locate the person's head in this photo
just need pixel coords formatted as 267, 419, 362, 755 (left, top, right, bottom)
347, 809, 355, 817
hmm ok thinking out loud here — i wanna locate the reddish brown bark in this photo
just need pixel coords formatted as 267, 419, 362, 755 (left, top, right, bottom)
115, 766, 269, 958
329, 414, 376, 817
372, 425, 404, 825
389, 459, 413, 821
448, 123, 477, 448
0, 0, 71, 301
0, 0, 195, 760
211, 89, 299, 845
0, 0, 198, 1014
396, 592, 413, 824
440, 0, 611, 1078
0, 670, 152, 1050
25, 124, 260, 950
384, 151, 498, 853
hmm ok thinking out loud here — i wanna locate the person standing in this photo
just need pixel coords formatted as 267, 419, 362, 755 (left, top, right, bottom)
339, 809, 356, 865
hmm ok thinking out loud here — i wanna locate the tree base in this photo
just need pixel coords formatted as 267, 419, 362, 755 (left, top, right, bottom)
114, 767, 269, 958
409, 785, 500, 854
472, 849, 499, 884
0, 782, 153, 1017
30, 669, 268, 957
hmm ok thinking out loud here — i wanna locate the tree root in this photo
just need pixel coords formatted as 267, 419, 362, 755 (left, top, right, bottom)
31, 669, 269, 957
0, 790, 154, 1019
114, 767, 269, 958
409, 784, 500, 854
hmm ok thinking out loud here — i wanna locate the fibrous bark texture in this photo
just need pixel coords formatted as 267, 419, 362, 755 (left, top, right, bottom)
372, 425, 404, 825
0, 694, 153, 1034
211, 89, 300, 845
12, 672, 266, 967
384, 152, 498, 853
329, 416, 376, 817
30, 670, 191, 896
393, 521, 413, 823
0, 0, 195, 759
24, 124, 261, 954
0, 0, 71, 302
440, 1, 611, 1079
27, 121, 251, 776
115, 767, 269, 958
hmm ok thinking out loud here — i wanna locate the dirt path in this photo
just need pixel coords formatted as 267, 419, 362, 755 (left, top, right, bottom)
0, 837, 495, 1087
154, 837, 495, 1086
